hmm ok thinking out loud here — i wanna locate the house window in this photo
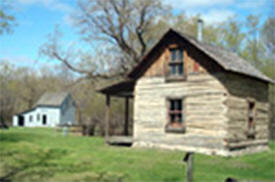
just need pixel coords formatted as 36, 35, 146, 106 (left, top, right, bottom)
37, 114, 40, 121
29, 115, 33, 122
168, 48, 184, 77
166, 99, 185, 133
247, 101, 256, 139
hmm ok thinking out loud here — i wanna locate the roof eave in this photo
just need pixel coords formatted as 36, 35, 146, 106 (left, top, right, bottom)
127, 28, 274, 84
97, 79, 136, 97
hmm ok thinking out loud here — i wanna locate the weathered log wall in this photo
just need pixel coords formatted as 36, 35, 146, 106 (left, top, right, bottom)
221, 73, 269, 148
133, 74, 228, 154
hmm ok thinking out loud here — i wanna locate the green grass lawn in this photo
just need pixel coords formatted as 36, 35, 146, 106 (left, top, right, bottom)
0, 128, 274, 182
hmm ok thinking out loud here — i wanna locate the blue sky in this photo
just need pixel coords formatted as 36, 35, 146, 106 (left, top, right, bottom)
0, 0, 272, 68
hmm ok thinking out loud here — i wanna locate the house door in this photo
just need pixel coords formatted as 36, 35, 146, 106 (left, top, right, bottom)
18, 115, 24, 126
42, 115, 47, 125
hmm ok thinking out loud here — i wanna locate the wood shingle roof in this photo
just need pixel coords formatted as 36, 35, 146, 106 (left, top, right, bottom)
129, 29, 274, 83
35, 92, 69, 107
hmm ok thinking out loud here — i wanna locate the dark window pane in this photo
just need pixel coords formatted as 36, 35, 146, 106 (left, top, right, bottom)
175, 100, 178, 110
171, 65, 177, 75
170, 100, 182, 111
169, 64, 184, 76
178, 63, 183, 75
171, 49, 184, 61
174, 100, 178, 110
179, 50, 183, 60
171, 49, 177, 61
177, 100, 182, 110
170, 100, 175, 110
170, 114, 176, 123
178, 114, 182, 122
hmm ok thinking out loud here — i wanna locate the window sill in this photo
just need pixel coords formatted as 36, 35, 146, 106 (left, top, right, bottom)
165, 126, 186, 134
165, 76, 186, 82
245, 129, 256, 139
169, 60, 183, 64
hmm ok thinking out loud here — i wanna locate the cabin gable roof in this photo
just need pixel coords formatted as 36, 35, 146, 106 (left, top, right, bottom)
128, 29, 273, 83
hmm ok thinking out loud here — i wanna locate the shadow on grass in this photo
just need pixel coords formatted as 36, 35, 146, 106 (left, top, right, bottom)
0, 147, 127, 182
163, 177, 181, 182
0, 132, 35, 143
0, 148, 69, 182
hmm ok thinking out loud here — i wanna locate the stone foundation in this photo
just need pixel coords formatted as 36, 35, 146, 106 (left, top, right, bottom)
132, 141, 269, 157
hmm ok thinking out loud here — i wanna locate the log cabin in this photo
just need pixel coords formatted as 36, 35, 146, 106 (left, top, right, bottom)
99, 20, 274, 156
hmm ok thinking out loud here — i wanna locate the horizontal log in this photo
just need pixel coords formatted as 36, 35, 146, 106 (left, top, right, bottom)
186, 128, 226, 137
225, 133, 247, 141
225, 139, 268, 149
138, 74, 222, 84
136, 90, 226, 97
186, 115, 227, 122
186, 96, 225, 102
186, 111, 226, 116
135, 121, 165, 129
136, 81, 224, 89
256, 103, 269, 110
186, 122, 225, 130
256, 107, 269, 113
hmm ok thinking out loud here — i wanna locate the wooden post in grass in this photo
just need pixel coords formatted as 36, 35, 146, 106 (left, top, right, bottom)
105, 95, 110, 141
124, 97, 129, 136
183, 152, 194, 182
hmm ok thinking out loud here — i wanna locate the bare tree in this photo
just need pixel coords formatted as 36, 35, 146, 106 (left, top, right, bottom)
40, 0, 166, 80
0, 0, 15, 35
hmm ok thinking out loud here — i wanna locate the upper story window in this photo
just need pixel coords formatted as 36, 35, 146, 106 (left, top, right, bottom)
166, 98, 185, 133
168, 48, 184, 77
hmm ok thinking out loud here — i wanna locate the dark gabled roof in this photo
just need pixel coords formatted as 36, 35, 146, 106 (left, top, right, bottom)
35, 92, 69, 107
128, 29, 274, 83
98, 79, 135, 97
14, 92, 69, 116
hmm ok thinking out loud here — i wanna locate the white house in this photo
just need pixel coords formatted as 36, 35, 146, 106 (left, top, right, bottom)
13, 92, 75, 127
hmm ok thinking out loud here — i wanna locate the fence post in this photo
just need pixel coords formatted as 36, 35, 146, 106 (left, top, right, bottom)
105, 95, 110, 141
183, 152, 194, 182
